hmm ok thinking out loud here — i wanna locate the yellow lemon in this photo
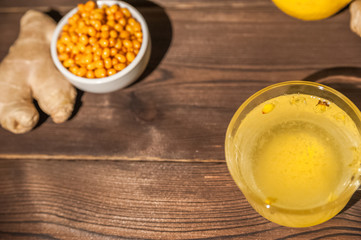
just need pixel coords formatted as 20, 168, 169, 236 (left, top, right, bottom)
272, 0, 352, 21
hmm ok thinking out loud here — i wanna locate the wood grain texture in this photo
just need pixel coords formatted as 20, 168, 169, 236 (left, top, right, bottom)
0, 159, 360, 239
1, 0, 361, 160
0, 0, 361, 239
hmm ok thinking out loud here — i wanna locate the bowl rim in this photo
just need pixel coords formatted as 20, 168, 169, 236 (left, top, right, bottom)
50, 0, 150, 85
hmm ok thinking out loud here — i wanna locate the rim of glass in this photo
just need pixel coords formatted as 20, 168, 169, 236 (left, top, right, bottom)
225, 80, 361, 214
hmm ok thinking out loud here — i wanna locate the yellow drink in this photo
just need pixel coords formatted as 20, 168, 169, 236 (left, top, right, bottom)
225, 82, 361, 227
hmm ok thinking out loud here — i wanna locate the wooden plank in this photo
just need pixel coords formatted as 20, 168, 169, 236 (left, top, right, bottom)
0, 159, 360, 239
1, 1, 361, 161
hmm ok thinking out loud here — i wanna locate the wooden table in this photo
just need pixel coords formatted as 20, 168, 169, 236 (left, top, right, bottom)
1, 0, 361, 239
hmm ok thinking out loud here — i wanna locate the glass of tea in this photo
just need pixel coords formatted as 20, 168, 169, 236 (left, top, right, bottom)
225, 81, 361, 227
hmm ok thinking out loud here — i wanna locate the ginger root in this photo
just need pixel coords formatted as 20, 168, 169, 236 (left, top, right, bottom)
350, 0, 361, 37
0, 10, 76, 134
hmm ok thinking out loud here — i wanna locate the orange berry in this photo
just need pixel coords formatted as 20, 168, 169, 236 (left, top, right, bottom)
110, 30, 118, 38
114, 23, 123, 32
95, 60, 104, 69
120, 30, 129, 39
121, 8, 131, 18
112, 58, 119, 66
58, 53, 69, 61
123, 39, 133, 49
99, 38, 109, 48
115, 54, 126, 63
126, 52, 135, 62
108, 38, 116, 47
86, 70, 95, 78
63, 58, 75, 68
94, 68, 107, 78
87, 26, 96, 37
114, 63, 126, 71
84, 1, 96, 12
100, 31, 109, 39
114, 40, 122, 49
110, 48, 118, 56
132, 40, 141, 49
100, 24, 110, 32
87, 62, 96, 70
104, 57, 112, 69
76, 67, 87, 77
79, 35, 89, 45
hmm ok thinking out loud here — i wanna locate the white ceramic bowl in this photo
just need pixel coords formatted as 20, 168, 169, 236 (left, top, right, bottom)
51, 0, 151, 93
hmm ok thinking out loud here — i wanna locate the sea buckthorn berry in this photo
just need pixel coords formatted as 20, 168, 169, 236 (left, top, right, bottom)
87, 62, 96, 70
76, 67, 87, 77
119, 18, 127, 26
126, 52, 135, 63
87, 26, 96, 36
70, 34, 78, 43
78, 4, 85, 12
69, 66, 78, 74
114, 63, 126, 71
262, 103, 275, 114
125, 25, 133, 33
104, 58, 112, 69
121, 8, 131, 18
86, 70, 95, 78
100, 24, 110, 32
95, 60, 104, 69
110, 30, 118, 38
57, 1, 143, 78
110, 4, 118, 13
128, 18, 136, 26
114, 23, 123, 32
95, 68, 107, 78
114, 11, 123, 21
120, 30, 129, 39
99, 38, 109, 48
63, 59, 75, 68
82, 54, 93, 64
78, 43, 86, 52
94, 48, 102, 56
71, 46, 80, 55
132, 22, 141, 32
114, 40, 122, 49
107, 20, 116, 27
102, 48, 110, 59
107, 68, 117, 76
58, 53, 69, 61
115, 54, 126, 63
93, 55, 101, 62
108, 38, 116, 47
112, 58, 119, 66
84, 0, 95, 11
123, 39, 133, 49
135, 32, 142, 39
57, 42, 66, 53
100, 30, 109, 39
132, 40, 141, 49
79, 35, 89, 45
88, 37, 97, 45
110, 48, 117, 56
93, 20, 102, 30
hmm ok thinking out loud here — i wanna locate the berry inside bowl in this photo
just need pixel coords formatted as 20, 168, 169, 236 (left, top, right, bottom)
51, 0, 151, 93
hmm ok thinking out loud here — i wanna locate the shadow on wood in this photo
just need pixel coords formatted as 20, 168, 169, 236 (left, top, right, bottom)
303, 66, 361, 109
126, 0, 173, 86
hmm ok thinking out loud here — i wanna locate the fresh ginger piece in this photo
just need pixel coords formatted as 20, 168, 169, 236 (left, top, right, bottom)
350, 0, 361, 37
0, 10, 76, 134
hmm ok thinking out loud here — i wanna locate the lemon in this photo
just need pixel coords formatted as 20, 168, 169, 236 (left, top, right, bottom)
272, 0, 352, 21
